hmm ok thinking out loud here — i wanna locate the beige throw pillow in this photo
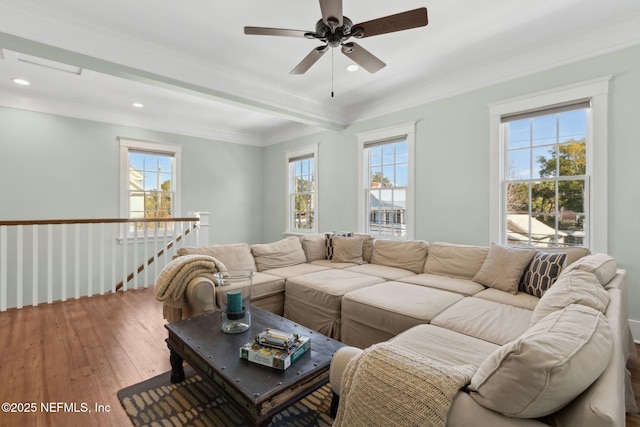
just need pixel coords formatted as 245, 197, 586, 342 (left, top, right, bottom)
470, 304, 612, 418
331, 235, 364, 264
472, 243, 536, 294
301, 234, 327, 262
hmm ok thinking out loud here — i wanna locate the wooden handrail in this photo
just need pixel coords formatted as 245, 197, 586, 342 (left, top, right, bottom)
114, 221, 198, 291
0, 217, 198, 226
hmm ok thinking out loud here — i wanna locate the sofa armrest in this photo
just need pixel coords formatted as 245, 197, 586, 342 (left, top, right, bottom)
330, 346, 363, 396
182, 276, 216, 319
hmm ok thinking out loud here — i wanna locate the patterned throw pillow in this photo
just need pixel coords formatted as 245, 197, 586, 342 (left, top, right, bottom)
325, 231, 354, 259
521, 251, 567, 297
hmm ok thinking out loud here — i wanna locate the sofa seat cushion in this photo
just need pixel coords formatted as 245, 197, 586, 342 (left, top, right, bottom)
178, 243, 256, 272
398, 273, 486, 296
423, 242, 489, 280
390, 324, 500, 368
474, 288, 539, 311
431, 298, 532, 345
370, 239, 429, 274
309, 259, 358, 269
344, 263, 416, 281
340, 282, 464, 348
261, 263, 330, 278
251, 236, 307, 271
469, 304, 613, 418
530, 269, 610, 325
284, 269, 385, 340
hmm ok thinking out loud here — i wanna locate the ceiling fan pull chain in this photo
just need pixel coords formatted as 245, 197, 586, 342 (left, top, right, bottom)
331, 48, 335, 98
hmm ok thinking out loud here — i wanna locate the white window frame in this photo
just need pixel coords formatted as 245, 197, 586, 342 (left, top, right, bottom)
357, 122, 416, 240
285, 144, 318, 234
489, 76, 610, 253
119, 137, 182, 237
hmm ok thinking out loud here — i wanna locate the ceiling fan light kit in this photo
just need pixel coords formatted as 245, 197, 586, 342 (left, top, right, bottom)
244, 1, 428, 76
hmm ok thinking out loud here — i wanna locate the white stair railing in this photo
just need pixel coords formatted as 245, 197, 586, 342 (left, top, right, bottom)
0, 213, 209, 311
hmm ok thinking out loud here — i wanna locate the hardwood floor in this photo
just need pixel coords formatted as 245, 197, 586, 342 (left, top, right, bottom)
0, 287, 639, 427
0, 287, 170, 427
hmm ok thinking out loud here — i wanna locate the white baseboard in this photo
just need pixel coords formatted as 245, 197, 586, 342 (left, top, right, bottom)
629, 319, 640, 343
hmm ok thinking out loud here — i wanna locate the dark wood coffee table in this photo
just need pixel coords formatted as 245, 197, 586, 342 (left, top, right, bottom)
165, 306, 344, 426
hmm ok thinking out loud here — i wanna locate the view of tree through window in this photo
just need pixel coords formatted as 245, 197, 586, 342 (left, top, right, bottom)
366, 139, 408, 237
129, 151, 174, 231
504, 107, 588, 247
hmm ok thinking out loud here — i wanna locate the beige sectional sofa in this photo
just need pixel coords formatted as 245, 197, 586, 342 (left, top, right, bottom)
171, 234, 637, 426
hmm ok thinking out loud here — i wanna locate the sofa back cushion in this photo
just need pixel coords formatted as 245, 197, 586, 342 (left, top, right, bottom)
559, 253, 618, 286
538, 246, 590, 266
423, 242, 489, 280
370, 239, 428, 274
470, 304, 612, 418
251, 236, 307, 272
177, 243, 256, 271
301, 234, 327, 262
530, 269, 610, 325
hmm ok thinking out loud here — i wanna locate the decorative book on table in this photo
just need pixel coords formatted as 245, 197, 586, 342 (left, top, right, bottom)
239, 333, 311, 370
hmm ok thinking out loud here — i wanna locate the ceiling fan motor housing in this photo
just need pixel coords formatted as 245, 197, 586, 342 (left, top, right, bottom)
315, 17, 354, 47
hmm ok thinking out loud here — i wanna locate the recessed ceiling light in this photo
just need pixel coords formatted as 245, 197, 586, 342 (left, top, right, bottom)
132, 102, 144, 108
346, 64, 359, 72
13, 78, 30, 86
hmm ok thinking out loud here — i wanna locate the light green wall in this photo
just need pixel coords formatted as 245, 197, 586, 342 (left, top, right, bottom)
262, 44, 640, 321
1, 44, 638, 319
0, 108, 264, 244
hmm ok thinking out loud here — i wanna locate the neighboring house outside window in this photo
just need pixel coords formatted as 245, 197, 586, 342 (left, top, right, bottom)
489, 77, 610, 253
358, 122, 416, 240
119, 138, 181, 234
286, 145, 318, 234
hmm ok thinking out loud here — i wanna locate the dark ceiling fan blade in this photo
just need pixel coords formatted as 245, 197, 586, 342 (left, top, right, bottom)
341, 42, 385, 73
290, 46, 329, 74
352, 7, 428, 38
319, 0, 343, 28
244, 27, 310, 38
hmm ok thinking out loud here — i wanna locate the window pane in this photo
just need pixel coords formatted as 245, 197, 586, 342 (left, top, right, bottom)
508, 120, 531, 149
559, 110, 587, 143
532, 115, 556, 146
558, 141, 586, 177
531, 181, 556, 214
508, 148, 531, 179
506, 182, 529, 213
370, 146, 382, 166
533, 146, 555, 178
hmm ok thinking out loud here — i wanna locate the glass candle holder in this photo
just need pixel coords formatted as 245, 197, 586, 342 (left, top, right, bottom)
213, 271, 254, 334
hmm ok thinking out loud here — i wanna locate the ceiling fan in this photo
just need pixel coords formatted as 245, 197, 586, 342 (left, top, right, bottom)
244, 1, 428, 75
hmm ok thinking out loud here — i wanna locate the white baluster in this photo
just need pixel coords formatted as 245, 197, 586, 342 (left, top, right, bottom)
1, 226, 7, 311
17, 225, 23, 309
87, 223, 93, 297
75, 223, 80, 299
61, 224, 67, 302
32, 224, 38, 307
47, 224, 53, 304
100, 223, 105, 295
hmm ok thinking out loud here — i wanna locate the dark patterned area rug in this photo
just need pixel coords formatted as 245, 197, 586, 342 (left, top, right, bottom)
117, 366, 334, 427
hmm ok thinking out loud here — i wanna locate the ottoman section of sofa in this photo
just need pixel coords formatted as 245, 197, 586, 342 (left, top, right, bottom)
340, 282, 464, 348
284, 269, 385, 340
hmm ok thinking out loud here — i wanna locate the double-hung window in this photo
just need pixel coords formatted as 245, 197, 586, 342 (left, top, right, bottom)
358, 122, 415, 239
286, 146, 318, 233
503, 102, 590, 247
119, 138, 181, 234
489, 77, 610, 252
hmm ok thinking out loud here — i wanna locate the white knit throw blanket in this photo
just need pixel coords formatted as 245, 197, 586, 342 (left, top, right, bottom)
154, 254, 226, 322
333, 342, 475, 427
